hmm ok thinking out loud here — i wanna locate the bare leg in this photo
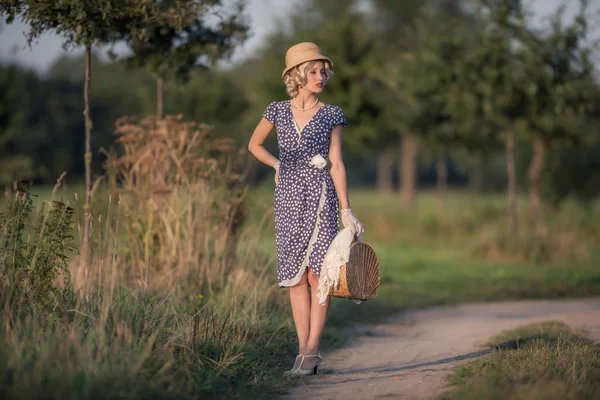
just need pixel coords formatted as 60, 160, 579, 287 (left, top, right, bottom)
289, 270, 310, 354
304, 269, 330, 355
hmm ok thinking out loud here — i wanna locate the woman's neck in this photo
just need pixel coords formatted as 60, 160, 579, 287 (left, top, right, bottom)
294, 91, 318, 109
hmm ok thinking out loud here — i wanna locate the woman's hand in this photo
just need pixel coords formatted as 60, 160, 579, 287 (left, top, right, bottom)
274, 160, 281, 185
341, 208, 364, 235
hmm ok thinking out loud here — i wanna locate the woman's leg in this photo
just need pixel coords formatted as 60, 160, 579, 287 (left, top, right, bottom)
289, 270, 311, 354
304, 269, 330, 355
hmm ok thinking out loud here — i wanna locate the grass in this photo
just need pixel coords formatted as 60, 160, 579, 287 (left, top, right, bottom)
440, 321, 600, 400
2, 180, 600, 399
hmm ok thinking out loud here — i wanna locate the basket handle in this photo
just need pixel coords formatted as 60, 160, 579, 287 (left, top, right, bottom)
351, 232, 364, 244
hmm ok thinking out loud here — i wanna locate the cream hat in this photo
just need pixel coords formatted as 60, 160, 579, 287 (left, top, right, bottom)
282, 42, 333, 79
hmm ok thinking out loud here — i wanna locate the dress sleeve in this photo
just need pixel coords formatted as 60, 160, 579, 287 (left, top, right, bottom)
332, 106, 347, 127
262, 101, 278, 124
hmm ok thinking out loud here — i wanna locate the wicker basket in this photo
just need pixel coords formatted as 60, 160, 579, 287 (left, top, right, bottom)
329, 240, 380, 301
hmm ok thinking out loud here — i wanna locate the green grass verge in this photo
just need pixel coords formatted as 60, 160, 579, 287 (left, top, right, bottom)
440, 322, 600, 400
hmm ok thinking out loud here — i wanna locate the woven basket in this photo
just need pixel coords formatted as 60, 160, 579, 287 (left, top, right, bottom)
329, 240, 380, 301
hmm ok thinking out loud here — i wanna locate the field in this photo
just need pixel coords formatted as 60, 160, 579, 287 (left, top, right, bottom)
1, 182, 600, 399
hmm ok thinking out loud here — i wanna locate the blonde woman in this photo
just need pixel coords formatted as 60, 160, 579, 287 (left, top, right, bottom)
248, 42, 364, 375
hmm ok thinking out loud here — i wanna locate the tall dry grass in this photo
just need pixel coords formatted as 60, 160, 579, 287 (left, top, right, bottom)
99, 115, 247, 290
0, 115, 292, 399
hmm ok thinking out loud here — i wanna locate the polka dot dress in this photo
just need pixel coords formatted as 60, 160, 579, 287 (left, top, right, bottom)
263, 100, 347, 288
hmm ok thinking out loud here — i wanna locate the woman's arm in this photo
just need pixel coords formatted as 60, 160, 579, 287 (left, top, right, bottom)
329, 124, 364, 234
328, 124, 350, 209
248, 117, 279, 168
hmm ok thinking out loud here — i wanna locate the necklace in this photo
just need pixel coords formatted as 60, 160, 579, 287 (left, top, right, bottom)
293, 97, 319, 111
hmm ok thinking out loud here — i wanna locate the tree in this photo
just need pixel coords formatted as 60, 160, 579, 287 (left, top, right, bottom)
401, 9, 479, 214
370, 0, 472, 207
457, 0, 531, 235
1, 0, 152, 265
519, 0, 597, 229
369, 0, 427, 203
119, 0, 249, 119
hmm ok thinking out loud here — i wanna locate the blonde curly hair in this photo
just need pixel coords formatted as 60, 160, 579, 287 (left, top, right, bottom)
283, 60, 334, 98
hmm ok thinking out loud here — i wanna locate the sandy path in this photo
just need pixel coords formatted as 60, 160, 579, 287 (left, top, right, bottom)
283, 298, 600, 400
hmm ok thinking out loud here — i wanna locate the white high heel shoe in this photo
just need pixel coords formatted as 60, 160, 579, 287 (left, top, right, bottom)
284, 352, 322, 375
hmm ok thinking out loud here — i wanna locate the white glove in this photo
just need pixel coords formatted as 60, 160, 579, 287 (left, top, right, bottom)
341, 208, 364, 236
273, 160, 280, 185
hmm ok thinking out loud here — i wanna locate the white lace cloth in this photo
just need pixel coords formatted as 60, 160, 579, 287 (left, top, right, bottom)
316, 227, 363, 306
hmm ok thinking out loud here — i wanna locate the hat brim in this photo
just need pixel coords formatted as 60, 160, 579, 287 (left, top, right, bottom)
281, 56, 333, 79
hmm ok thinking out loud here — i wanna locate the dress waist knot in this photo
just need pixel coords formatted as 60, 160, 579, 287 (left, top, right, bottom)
281, 154, 328, 170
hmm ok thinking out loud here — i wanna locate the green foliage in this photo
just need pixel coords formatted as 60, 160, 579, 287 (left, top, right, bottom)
0, 181, 75, 313
452, 0, 528, 136
0, 59, 124, 181
453, 0, 597, 148
519, 0, 596, 147
400, 7, 478, 150
0, 55, 255, 183
164, 69, 251, 137
542, 134, 600, 206
370, 1, 471, 147
119, 0, 249, 83
0, 65, 41, 184
0, 0, 148, 48
0, 64, 26, 147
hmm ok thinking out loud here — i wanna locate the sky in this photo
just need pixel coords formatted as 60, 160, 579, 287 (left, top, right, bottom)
0, 0, 598, 75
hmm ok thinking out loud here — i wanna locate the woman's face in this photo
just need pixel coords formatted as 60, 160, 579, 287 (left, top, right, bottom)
304, 61, 327, 94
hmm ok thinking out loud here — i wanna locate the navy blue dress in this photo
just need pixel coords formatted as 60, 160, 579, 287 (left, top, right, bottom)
263, 100, 347, 287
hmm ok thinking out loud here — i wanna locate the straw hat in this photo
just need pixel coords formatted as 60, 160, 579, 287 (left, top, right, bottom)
282, 42, 333, 79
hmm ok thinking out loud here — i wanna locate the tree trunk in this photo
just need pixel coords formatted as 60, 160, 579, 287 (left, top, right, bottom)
469, 152, 483, 193
506, 127, 517, 235
437, 153, 447, 215
157, 77, 164, 119
400, 133, 418, 209
376, 147, 395, 193
82, 43, 93, 266
528, 137, 546, 231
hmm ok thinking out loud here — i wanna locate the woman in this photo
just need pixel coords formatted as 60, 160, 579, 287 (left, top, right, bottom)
248, 42, 364, 375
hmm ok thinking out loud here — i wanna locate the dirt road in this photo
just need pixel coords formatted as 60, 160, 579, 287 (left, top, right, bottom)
283, 298, 600, 400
